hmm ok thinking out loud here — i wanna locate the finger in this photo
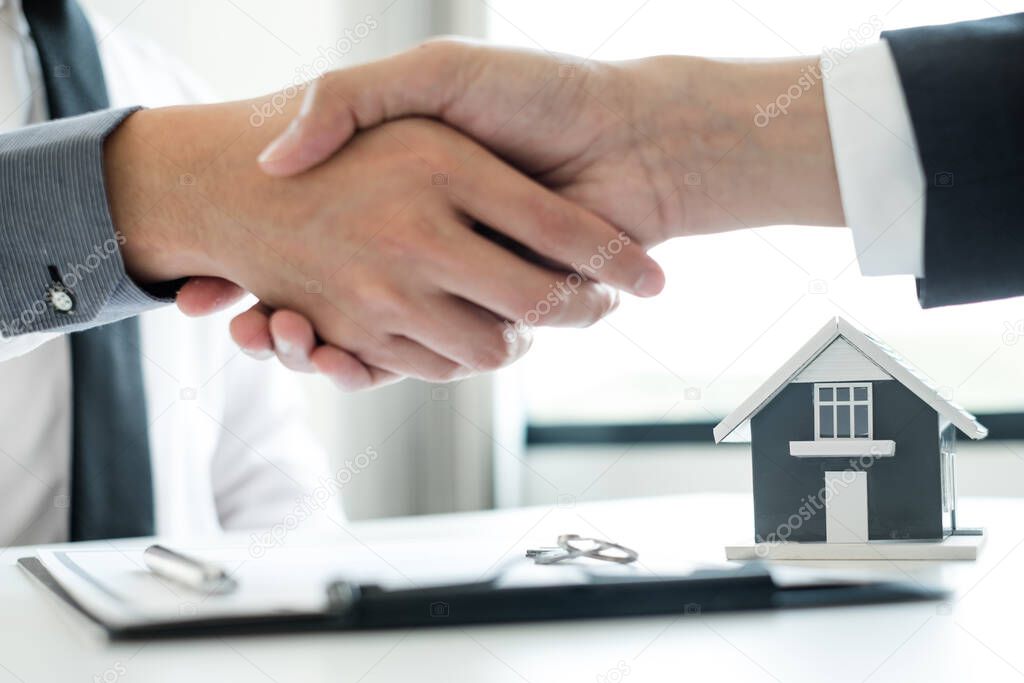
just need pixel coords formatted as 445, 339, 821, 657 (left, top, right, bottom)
454, 153, 664, 297
176, 277, 247, 317
268, 310, 316, 372
310, 345, 401, 391
360, 334, 472, 384
398, 294, 533, 373
257, 308, 395, 389
432, 229, 620, 329
258, 41, 465, 176
229, 303, 274, 359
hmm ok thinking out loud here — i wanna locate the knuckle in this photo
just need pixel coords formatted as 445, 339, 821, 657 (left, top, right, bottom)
414, 225, 459, 266
376, 220, 428, 258
536, 230, 573, 261
390, 217, 450, 261
566, 284, 612, 328
468, 327, 517, 371
349, 281, 406, 321
418, 37, 463, 62
374, 231, 415, 260
592, 284, 618, 317
412, 38, 468, 91
526, 200, 573, 247
507, 290, 544, 323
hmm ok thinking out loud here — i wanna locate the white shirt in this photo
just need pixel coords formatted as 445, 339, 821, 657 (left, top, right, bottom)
822, 40, 926, 277
0, 0, 342, 545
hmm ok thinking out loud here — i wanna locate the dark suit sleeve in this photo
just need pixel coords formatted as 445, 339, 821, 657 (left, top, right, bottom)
882, 13, 1024, 307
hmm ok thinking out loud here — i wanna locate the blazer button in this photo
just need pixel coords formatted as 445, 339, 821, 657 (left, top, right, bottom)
46, 284, 75, 313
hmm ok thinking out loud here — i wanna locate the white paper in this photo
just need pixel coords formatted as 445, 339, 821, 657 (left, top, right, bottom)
32, 536, 643, 630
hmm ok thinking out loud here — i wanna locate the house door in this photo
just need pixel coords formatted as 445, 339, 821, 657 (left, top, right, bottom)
824, 471, 868, 543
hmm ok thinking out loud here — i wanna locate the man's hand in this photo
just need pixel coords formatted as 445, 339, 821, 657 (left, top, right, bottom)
106, 99, 664, 387
259, 41, 845, 241
231, 41, 845, 383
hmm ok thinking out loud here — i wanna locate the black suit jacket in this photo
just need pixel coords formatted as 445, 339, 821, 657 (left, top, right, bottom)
883, 13, 1024, 307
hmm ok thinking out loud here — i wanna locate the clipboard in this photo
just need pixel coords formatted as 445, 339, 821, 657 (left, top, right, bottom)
18, 555, 945, 640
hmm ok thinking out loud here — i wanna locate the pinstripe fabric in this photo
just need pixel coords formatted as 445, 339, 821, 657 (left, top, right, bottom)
0, 107, 171, 337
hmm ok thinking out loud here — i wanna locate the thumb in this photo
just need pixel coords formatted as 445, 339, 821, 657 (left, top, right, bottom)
256, 78, 357, 177
257, 40, 464, 177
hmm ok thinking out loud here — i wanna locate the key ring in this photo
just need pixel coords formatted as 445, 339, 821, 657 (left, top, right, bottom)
526, 534, 639, 565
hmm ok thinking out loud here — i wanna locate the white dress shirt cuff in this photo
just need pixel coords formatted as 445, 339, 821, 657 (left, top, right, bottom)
822, 39, 925, 277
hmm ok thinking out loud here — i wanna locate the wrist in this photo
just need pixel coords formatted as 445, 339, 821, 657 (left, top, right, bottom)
638, 55, 844, 236
727, 57, 844, 228
104, 108, 214, 284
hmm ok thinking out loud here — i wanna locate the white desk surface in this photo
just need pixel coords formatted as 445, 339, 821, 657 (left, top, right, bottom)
0, 493, 1020, 682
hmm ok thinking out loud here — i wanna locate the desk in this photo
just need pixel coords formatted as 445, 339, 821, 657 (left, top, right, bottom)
0, 494, 1020, 682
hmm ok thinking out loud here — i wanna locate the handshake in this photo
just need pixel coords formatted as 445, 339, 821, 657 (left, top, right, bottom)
107, 41, 843, 389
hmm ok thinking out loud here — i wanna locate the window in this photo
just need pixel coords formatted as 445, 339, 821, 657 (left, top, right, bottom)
815, 383, 872, 440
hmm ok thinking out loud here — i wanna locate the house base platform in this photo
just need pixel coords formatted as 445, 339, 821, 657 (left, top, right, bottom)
726, 530, 985, 561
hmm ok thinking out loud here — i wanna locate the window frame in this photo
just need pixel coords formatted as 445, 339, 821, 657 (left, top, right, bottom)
814, 382, 873, 440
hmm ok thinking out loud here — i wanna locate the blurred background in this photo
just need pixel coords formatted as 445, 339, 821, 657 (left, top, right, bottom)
81, 0, 1024, 519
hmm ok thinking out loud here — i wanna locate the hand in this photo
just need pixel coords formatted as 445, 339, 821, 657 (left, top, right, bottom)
259, 41, 844, 241
106, 101, 663, 386
237, 41, 844, 383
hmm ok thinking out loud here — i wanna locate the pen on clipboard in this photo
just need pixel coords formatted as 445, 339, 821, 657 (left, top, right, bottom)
143, 544, 238, 595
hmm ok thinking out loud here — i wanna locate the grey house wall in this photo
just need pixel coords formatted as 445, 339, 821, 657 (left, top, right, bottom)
749, 380, 943, 542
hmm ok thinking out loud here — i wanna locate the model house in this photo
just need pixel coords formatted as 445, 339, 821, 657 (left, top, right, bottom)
714, 317, 987, 547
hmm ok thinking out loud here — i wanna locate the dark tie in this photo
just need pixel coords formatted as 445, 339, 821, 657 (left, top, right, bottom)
24, 0, 155, 540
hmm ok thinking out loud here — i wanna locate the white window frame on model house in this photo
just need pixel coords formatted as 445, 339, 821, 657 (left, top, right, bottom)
814, 383, 873, 440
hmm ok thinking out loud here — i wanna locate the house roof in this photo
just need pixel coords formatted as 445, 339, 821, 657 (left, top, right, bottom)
713, 317, 988, 443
